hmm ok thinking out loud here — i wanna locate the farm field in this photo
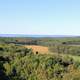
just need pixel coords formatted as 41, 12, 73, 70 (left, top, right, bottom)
24, 45, 49, 54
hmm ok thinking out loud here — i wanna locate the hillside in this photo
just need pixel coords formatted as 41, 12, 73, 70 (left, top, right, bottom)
0, 37, 80, 80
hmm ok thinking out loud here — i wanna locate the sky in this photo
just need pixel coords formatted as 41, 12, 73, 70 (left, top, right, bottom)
0, 0, 80, 35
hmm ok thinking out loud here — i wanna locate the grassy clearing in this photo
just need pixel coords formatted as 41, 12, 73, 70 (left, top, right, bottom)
24, 45, 49, 54
68, 55, 80, 62
58, 53, 80, 63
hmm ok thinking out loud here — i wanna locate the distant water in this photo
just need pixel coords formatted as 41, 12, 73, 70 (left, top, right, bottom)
0, 34, 77, 38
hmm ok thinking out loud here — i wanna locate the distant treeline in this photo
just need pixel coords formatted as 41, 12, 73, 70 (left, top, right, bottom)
1, 37, 80, 56
5, 40, 38, 45
1, 37, 80, 46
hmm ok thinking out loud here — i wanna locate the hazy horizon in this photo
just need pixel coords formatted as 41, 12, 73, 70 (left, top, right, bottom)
0, 0, 80, 35
0, 34, 79, 38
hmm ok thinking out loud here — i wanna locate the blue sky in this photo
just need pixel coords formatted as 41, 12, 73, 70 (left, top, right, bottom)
0, 0, 80, 35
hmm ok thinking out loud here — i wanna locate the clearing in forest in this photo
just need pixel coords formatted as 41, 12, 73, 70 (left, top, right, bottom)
24, 45, 49, 54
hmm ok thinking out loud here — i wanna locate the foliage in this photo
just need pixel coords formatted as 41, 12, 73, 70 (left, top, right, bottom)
0, 38, 80, 80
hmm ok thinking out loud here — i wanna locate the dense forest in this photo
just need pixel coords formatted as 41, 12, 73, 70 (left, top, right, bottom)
0, 37, 80, 80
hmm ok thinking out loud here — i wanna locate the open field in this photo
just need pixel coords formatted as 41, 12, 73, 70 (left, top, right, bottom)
24, 45, 49, 54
